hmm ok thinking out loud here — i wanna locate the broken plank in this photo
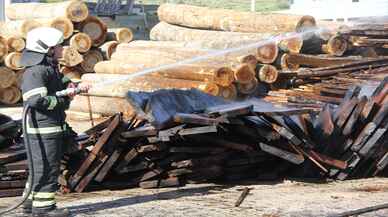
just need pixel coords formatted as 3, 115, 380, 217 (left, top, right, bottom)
259, 143, 304, 165
139, 177, 181, 189
121, 125, 157, 139
178, 125, 217, 136
173, 113, 225, 125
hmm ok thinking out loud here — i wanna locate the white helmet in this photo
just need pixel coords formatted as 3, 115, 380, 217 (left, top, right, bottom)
20, 27, 64, 67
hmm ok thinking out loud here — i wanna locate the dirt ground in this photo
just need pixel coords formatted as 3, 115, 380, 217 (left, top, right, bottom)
0, 178, 387, 217
1, 107, 387, 217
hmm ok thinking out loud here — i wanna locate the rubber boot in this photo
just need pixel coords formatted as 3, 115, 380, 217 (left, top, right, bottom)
32, 206, 69, 217
22, 199, 32, 214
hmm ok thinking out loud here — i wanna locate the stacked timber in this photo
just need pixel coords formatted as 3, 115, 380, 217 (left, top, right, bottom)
59, 81, 387, 193
0, 0, 133, 105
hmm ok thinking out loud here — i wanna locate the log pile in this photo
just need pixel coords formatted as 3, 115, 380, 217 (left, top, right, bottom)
58, 79, 387, 193
0, 0, 133, 105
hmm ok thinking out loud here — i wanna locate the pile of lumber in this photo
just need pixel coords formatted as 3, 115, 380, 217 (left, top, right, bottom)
0, 0, 133, 105
0, 113, 25, 198
59, 79, 387, 193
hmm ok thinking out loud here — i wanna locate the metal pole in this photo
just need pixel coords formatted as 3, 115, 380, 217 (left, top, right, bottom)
251, 0, 255, 12
0, 0, 5, 22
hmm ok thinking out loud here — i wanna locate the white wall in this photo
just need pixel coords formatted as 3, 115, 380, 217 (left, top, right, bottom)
290, 0, 388, 20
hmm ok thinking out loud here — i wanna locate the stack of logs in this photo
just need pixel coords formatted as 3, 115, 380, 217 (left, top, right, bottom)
0, 0, 133, 105
58, 78, 387, 193
69, 3, 388, 118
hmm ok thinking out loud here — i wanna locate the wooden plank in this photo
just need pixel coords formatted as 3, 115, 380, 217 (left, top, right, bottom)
0, 150, 26, 165
178, 125, 217, 136
140, 168, 164, 182
121, 125, 158, 139
117, 161, 154, 174
137, 144, 167, 153
74, 154, 109, 193
68, 114, 120, 189
0, 188, 24, 198
169, 147, 225, 154
94, 148, 123, 182
0, 179, 26, 189
114, 148, 139, 173
335, 97, 359, 130
173, 113, 226, 125
343, 96, 368, 136
206, 103, 253, 117
235, 187, 251, 207
259, 143, 304, 165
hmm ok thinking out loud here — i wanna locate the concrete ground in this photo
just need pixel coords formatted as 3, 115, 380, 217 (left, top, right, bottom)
0, 178, 387, 217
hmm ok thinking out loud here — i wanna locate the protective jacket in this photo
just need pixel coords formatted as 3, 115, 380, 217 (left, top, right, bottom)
21, 61, 71, 138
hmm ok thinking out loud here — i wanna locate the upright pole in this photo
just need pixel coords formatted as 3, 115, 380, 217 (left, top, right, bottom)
251, 0, 255, 12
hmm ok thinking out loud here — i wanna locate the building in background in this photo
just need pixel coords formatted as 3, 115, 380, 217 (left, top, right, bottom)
290, 0, 388, 20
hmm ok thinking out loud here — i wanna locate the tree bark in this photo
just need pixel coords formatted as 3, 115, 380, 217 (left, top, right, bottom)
77, 16, 107, 47
98, 41, 118, 60
301, 31, 348, 56
81, 73, 207, 98
0, 86, 21, 105
107, 28, 133, 43
157, 3, 316, 33
0, 67, 16, 89
80, 49, 104, 73
4, 52, 24, 70
286, 53, 370, 68
69, 95, 134, 118
150, 21, 272, 42
5, 0, 89, 22
69, 32, 92, 53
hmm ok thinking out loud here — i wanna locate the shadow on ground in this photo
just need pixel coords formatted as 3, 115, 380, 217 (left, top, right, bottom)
68, 184, 230, 216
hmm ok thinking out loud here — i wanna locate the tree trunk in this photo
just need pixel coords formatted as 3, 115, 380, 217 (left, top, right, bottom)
69, 95, 134, 118
80, 49, 104, 73
157, 3, 316, 33
107, 28, 133, 43
0, 20, 42, 38
287, 53, 369, 68
69, 32, 92, 53
61, 46, 83, 67
274, 52, 300, 70
234, 63, 255, 84
150, 21, 272, 42
0, 86, 21, 105
0, 67, 16, 89
77, 16, 107, 47
5, 36, 25, 52
4, 52, 24, 70
98, 41, 118, 60
301, 31, 348, 56
256, 64, 278, 84
278, 34, 304, 53
5, 0, 89, 22
256, 42, 279, 64
36, 17, 74, 39
81, 73, 207, 98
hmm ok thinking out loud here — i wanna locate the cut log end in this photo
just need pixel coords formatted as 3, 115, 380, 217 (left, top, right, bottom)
295, 15, 317, 32
80, 16, 107, 47
61, 67, 83, 82
0, 67, 16, 89
199, 83, 220, 96
66, 0, 89, 22
213, 67, 235, 87
278, 35, 304, 53
234, 64, 255, 84
80, 50, 104, 72
50, 17, 74, 39
99, 41, 119, 60
0, 86, 21, 105
238, 55, 258, 70
257, 64, 279, 84
70, 33, 92, 53
109, 28, 134, 44
5, 52, 24, 70
61, 46, 83, 67
323, 36, 348, 57
279, 53, 300, 71
237, 78, 258, 95
219, 84, 237, 100
256, 42, 279, 64
7, 36, 25, 52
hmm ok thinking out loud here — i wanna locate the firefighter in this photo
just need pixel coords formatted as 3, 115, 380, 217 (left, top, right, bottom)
20, 27, 89, 217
